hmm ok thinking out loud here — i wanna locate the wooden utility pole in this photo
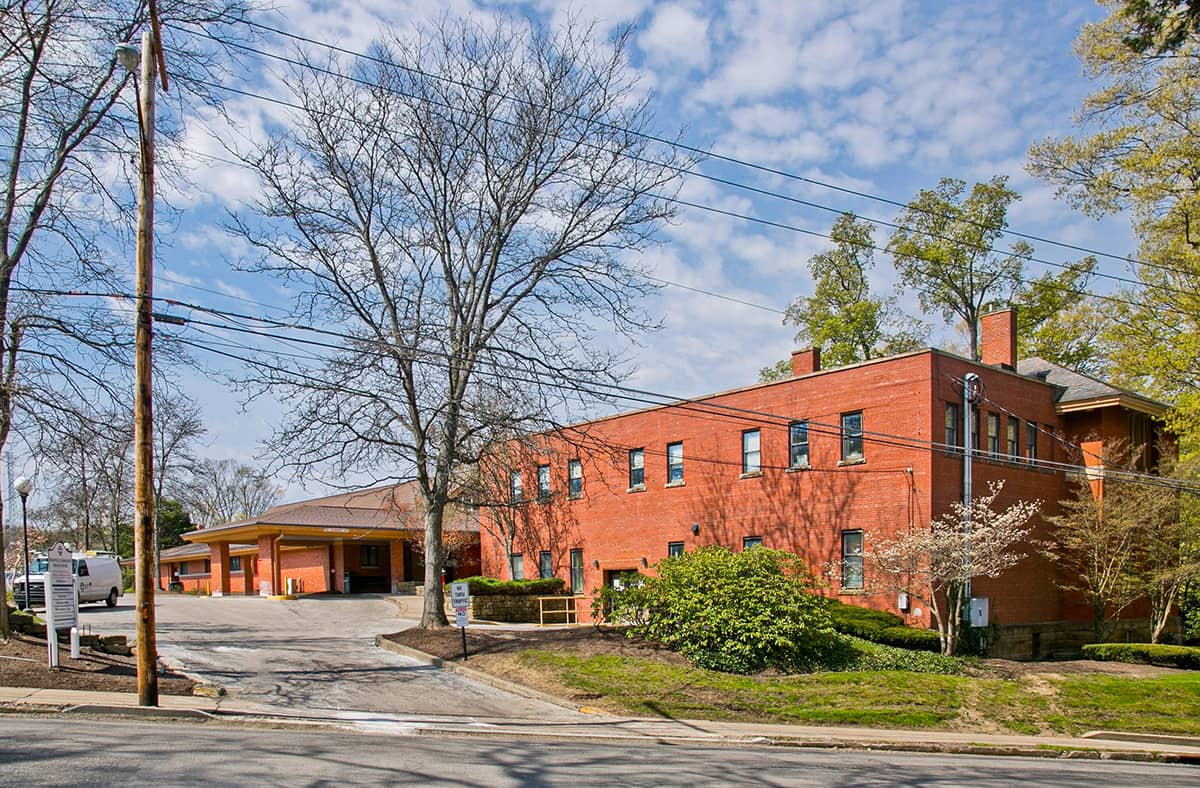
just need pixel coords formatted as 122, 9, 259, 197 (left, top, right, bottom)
133, 29, 159, 707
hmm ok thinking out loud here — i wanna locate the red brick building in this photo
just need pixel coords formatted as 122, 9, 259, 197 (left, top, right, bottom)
167, 482, 480, 596
479, 309, 1169, 656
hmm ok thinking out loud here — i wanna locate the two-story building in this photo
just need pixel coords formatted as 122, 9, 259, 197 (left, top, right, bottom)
479, 309, 1170, 657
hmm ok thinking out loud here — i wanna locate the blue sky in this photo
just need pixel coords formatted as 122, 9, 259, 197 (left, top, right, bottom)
147, 0, 1132, 498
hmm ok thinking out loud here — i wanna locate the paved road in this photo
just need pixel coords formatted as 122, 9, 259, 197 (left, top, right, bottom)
3, 717, 1198, 787
85, 594, 584, 721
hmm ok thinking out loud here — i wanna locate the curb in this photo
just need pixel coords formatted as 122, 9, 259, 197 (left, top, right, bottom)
374, 635, 600, 714
62, 704, 214, 721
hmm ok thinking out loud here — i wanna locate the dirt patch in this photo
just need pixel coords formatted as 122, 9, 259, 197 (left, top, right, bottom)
979, 657, 1182, 680
386, 624, 690, 664
0, 632, 196, 695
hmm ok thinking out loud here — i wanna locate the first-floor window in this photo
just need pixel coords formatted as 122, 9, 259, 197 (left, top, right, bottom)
509, 471, 522, 502
178, 561, 188, 576
742, 536, 763, 550
789, 420, 809, 467
841, 530, 864, 590
203, 559, 211, 574
230, 556, 242, 572
742, 429, 761, 474
539, 551, 553, 579
841, 411, 864, 462
509, 553, 524, 580
361, 545, 379, 568
568, 459, 582, 496
667, 541, 684, 558
569, 549, 584, 594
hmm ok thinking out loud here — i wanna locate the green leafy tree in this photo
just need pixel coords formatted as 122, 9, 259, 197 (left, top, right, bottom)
1015, 258, 1115, 376
887, 177, 1036, 361
606, 546, 835, 673
1028, 1, 1200, 444
757, 359, 792, 383
156, 499, 193, 551
1120, 0, 1200, 52
783, 213, 926, 368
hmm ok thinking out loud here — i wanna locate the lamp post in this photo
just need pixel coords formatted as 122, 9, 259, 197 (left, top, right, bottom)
14, 476, 32, 611
116, 31, 158, 708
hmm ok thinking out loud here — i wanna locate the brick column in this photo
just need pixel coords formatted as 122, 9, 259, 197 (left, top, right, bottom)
333, 540, 347, 593
256, 534, 276, 596
389, 539, 406, 591
210, 543, 231, 596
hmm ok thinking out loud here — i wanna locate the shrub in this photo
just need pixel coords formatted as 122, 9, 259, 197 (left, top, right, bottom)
1082, 643, 1200, 670
825, 599, 940, 652
457, 576, 566, 596
617, 546, 837, 674
820, 634, 966, 675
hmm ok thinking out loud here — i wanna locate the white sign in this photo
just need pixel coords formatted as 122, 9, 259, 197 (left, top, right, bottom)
969, 596, 990, 628
44, 543, 77, 668
454, 609, 469, 628
449, 581, 470, 609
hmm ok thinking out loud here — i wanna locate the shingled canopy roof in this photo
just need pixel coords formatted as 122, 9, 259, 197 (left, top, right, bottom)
1017, 357, 1168, 417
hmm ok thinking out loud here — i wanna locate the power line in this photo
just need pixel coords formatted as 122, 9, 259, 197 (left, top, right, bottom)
166, 9, 1196, 282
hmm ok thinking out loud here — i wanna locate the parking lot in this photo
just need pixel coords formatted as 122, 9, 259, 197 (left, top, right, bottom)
90, 593, 586, 722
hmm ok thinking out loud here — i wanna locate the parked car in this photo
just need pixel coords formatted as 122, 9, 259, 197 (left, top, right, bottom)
11, 551, 123, 609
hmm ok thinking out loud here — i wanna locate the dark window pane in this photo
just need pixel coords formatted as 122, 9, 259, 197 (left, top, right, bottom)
841, 412, 863, 462
789, 421, 809, 467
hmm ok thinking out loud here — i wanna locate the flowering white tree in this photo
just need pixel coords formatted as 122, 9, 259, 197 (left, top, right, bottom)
869, 482, 1041, 655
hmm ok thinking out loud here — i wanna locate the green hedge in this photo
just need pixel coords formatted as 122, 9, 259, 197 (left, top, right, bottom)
1082, 643, 1200, 670
826, 599, 941, 652
456, 576, 566, 596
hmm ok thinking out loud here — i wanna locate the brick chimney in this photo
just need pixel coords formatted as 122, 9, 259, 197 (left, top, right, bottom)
979, 308, 1017, 369
791, 347, 821, 376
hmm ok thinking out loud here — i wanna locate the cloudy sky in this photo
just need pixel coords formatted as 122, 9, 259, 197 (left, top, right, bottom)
145, 0, 1131, 498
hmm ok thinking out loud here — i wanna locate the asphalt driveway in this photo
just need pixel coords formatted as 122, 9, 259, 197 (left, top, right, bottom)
87, 594, 585, 722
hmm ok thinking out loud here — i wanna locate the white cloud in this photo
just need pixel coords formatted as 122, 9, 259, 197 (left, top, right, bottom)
639, 2, 711, 71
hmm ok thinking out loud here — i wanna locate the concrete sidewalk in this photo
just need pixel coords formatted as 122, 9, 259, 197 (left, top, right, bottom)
2, 684, 1199, 764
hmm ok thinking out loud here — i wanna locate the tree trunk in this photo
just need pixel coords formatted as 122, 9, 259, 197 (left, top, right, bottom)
420, 504, 449, 628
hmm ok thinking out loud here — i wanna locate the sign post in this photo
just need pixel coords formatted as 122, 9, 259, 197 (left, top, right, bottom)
44, 543, 78, 668
449, 580, 470, 661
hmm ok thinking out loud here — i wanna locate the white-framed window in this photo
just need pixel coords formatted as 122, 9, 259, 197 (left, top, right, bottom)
537, 464, 551, 500
743, 536, 763, 550
742, 429, 761, 474
568, 459, 582, 496
509, 471, 522, 502
789, 421, 809, 467
629, 448, 645, 488
1007, 416, 1019, 458
667, 441, 683, 483
987, 412, 1001, 456
1026, 421, 1038, 463
539, 551, 553, 579
569, 549, 584, 594
841, 411, 864, 462
667, 541, 684, 558
841, 530, 864, 589
945, 403, 960, 452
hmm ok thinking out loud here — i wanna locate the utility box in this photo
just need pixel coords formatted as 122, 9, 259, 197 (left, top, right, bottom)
969, 596, 990, 627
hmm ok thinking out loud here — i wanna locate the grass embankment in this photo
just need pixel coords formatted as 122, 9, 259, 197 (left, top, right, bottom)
517, 651, 1200, 735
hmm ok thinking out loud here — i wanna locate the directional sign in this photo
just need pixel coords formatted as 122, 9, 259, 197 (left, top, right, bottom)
449, 581, 470, 609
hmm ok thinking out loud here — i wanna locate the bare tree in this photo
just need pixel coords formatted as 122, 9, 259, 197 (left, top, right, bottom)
228, 18, 686, 627
0, 0, 256, 637
181, 458, 282, 528
868, 482, 1041, 655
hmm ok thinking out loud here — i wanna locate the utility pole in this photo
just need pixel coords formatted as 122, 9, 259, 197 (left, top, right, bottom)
130, 29, 159, 707
961, 372, 980, 631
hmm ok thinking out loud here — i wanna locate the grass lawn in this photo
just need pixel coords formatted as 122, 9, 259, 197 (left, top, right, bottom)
517, 651, 1200, 735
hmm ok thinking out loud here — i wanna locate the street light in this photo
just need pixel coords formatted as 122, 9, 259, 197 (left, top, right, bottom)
14, 476, 32, 611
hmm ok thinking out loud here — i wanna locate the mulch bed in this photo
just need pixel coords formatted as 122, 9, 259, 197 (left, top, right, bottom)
384, 624, 691, 665
0, 632, 196, 695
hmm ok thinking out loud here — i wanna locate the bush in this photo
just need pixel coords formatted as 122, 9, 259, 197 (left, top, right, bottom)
613, 546, 837, 674
456, 576, 566, 596
819, 634, 967, 674
1082, 643, 1200, 670
825, 599, 941, 652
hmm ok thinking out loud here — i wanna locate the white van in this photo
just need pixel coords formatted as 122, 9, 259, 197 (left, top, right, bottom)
12, 551, 124, 608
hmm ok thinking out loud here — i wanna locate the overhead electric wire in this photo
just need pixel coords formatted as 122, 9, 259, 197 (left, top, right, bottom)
163, 9, 1199, 282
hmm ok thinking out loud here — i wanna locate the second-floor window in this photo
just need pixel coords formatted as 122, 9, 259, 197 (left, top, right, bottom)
1007, 417, 1019, 458
629, 448, 645, 488
987, 413, 1001, 456
789, 421, 809, 467
568, 459, 582, 496
537, 464, 551, 500
509, 471, 522, 502
945, 403, 960, 451
742, 429, 761, 474
667, 541, 684, 558
841, 411, 864, 462
667, 441, 684, 484
1026, 422, 1038, 463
